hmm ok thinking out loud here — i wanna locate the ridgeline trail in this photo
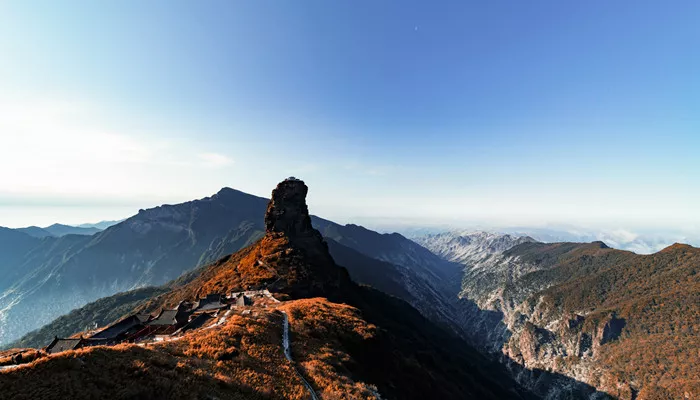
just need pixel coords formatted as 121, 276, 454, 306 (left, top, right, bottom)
281, 311, 320, 400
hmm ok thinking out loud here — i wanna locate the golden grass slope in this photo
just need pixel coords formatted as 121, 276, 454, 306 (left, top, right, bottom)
0, 299, 384, 400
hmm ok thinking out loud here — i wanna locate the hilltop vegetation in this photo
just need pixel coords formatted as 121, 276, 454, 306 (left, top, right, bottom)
0, 295, 527, 400
454, 239, 700, 399
539, 244, 700, 398
0, 309, 313, 400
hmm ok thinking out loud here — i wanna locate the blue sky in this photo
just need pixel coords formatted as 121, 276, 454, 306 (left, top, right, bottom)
0, 1, 698, 233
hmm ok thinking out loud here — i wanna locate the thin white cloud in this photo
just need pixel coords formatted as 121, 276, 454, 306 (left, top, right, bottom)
198, 152, 234, 168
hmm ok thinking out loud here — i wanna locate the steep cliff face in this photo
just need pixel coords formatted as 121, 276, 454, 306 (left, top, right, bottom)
150, 178, 350, 304
315, 220, 466, 336
447, 240, 700, 399
265, 179, 316, 238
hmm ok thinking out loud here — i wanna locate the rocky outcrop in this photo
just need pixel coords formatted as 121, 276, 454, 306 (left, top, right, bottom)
265, 178, 317, 239
261, 179, 341, 288
128, 179, 534, 400
416, 240, 631, 398
597, 315, 626, 346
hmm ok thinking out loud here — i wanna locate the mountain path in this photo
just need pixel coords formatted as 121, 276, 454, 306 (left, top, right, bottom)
281, 311, 320, 400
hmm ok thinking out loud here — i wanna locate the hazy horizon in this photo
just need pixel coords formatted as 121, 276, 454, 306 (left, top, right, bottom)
3, 184, 699, 255
1, 1, 698, 235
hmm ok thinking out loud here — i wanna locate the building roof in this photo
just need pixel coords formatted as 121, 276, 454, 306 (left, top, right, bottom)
147, 301, 192, 326
201, 293, 221, 302
193, 293, 227, 312
177, 313, 214, 333
148, 310, 180, 326
90, 314, 151, 339
135, 313, 152, 323
196, 302, 227, 312
46, 338, 83, 354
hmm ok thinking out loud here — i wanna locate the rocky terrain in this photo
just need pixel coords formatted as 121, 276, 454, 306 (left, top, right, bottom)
414, 230, 536, 265
417, 232, 700, 399
0, 179, 531, 400
2, 188, 466, 351
6, 198, 698, 399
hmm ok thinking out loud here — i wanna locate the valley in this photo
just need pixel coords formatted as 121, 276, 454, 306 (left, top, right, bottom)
2, 3, 696, 398
417, 232, 700, 399
1, 182, 697, 399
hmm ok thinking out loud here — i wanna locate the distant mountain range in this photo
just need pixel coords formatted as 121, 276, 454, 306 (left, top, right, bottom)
75, 220, 124, 230
9, 220, 123, 240
0, 188, 462, 351
415, 230, 699, 399
502, 226, 698, 255
15, 223, 103, 238
0, 188, 270, 346
2, 195, 697, 399
413, 230, 536, 264
377, 222, 699, 255
0, 179, 531, 400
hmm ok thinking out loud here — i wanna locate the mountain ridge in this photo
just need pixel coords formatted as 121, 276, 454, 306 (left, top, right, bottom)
416, 232, 699, 399
0, 178, 532, 400
0, 186, 461, 347
15, 223, 103, 238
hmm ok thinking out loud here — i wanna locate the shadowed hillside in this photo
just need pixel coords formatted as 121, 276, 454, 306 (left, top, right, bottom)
0, 179, 534, 400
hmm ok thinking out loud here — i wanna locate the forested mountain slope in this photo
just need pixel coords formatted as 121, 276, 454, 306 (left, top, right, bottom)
446, 239, 699, 399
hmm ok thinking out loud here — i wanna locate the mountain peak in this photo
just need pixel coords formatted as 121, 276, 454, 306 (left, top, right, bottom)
659, 242, 695, 253
159, 178, 348, 301
265, 177, 315, 238
591, 240, 610, 249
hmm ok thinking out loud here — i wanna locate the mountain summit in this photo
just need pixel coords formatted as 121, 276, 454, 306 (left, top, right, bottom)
155, 178, 349, 303
8, 178, 525, 399
265, 178, 316, 238
263, 178, 339, 277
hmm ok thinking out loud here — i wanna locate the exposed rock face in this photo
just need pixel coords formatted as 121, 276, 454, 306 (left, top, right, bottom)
262, 178, 338, 277
265, 178, 317, 239
410, 238, 622, 398
597, 315, 625, 346
414, 231, 536, 265
183, 177, 349, 300
432, 240, 700, 400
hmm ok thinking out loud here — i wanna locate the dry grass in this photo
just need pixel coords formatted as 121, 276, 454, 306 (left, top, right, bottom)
0, 299, 385, 400
280, 298, 379, 400
0, 349, 43, 367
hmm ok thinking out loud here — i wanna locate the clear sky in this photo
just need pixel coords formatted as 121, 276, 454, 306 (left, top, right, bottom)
0, 1, 698, 232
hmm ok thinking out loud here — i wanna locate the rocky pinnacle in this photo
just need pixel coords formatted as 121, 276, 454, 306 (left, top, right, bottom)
265, 178, 317, 238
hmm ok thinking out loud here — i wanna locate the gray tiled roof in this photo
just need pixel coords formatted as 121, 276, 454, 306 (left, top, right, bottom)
148, 310, 179, 326
179, 313, 214, 333
46, 338, 82, 354
90, 315, 147, 339
135, 313, 152, 323
193, 293, 227, 312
